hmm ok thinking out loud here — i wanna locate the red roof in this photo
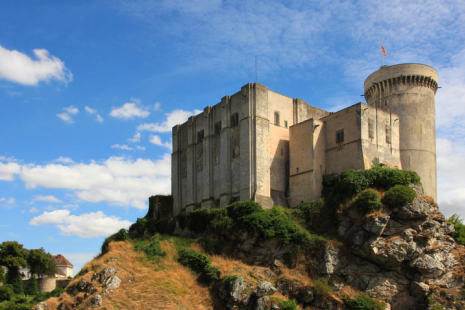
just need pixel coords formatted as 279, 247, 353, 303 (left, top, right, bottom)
52, 254, 73, 266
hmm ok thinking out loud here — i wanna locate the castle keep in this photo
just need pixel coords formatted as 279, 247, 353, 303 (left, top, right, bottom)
171, 63, 438, 216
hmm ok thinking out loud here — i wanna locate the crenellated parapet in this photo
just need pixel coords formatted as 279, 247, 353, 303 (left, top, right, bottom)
364, 74, 438, 102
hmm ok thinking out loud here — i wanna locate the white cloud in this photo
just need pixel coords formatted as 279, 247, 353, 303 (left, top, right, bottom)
44, 205, 57, 211
32, 195, 62, 203
3, 155, 170, 209
154, 102, 161, 111
52, 157, 75, 164
7, 198, 15, 204
110, 102, 150, 119
8, 232, 18, 238
136, 146, 146, 151
57, 113, 74, 124
0, 45, 72, 86
149, 135, 172, 150
128, 132, 141, 143
0, 162, 21, 181
30, 210, 132, 238
63, 204, 79, 210
111, 144, 134, 151
29, 207, 40, 213
137, 109, 202, 133
64, 105, 79, 115
85, 106, 104, 123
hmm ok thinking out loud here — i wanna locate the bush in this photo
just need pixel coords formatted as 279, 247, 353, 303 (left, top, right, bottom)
24, 274, 38, 295
177, 248, 220, 282
352, 189, 382, 214
133, 236, 167, 261
116, 228, 128, 241
186, 208, 219, 233
0, 285, 15, 301
297, 199, 326, 232
0, 301, 17, 310
313, 277, 333, 298
32, 288, 64, 303
343, 293, 386, 310
199, 238, 226, 255
210, 208, 233, 233
277, 299, 298, 310
381, 185, 417, 208
447, 214, 465, 245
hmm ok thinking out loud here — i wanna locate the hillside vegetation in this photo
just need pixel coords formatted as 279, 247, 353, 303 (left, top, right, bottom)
25, 167, 465, 310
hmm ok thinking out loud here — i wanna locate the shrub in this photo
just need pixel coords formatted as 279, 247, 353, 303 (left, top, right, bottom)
186, 208, 218, 233
116, 228, 128, 241
32, 288, 64, 303
24, 274, 38, 295
297, 199, 326, 232
277, 299, 298, 310
352, 189, 382, 214
133, 236, 167, 261
0, 285, 15, 301
313, 277, 333, 298
177, 248, 220, 282
226, 201, 262, 222
343, 293, 386, 310
199, 238, 226, 255
0, 301, 17, 310
210, 208, 233, 233
447, 214, 465, 245
381, 185, 417, 208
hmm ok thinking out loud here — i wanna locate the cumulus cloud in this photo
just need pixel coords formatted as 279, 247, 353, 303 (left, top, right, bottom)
30, 210, 132, 238
154, 102, 161, 111
0, 162, 21, 181
32, 195, 62, 203
110, 102, 150, 119
0, 45, 72, 85
149, 135, 172, 150
85, 106, 104, 123
128, 132, 141, 143
52, 157, 74, 164
136, 146, 146, 151
1, 155, 170, 209
57, 113, 73, 124
111, 144, 134, 151
64, 106, 79, 115
0, 197, 15, 204
137, 109, 202, 133
29, 207, 40, 213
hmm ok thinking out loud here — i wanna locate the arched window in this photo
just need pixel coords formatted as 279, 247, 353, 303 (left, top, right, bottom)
274, 111, 280, 126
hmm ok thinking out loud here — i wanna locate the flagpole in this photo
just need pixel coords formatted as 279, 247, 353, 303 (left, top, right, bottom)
382, 39, 384, 66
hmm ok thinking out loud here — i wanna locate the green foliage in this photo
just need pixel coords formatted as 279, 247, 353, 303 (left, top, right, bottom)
323, 167, 421, 200
0, 266, 5, 282
177, 248, 220, 282
296, 199, 326, 232
116, 228, 128, 241
27, 248, 57, 276
223, 275, 240, 283
133, 236, 167, 261
277, 299, 298, 310
32, 288, 64, 303
24, 275, 38, 296
381, 185, 417, 208
185, 208, 219, 233
210, 208, 233, 233
0, 285, 15, 301
372, 157, 384, 168
447, 214, 465, 245
199, 238, 226, 255
158, 235, 196, 252
352, 189, 382, 214
313, 277, 333, 298
226, 201, 262, 223
343, 293, 386, 310
0, 301, 17, 310
6, 268, 23, 295
0, 241, 29, 269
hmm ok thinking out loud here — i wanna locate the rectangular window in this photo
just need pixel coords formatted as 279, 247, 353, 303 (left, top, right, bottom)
274, 112, 280, 126
368, 118, 375, 139
281, 148, 284, 156
214, 121, 221, 135
197, 130, 204, 143
284, 120, 288, 128
231, 113, 239, 127
386, 125, 391, 143
336, 129, 344, 144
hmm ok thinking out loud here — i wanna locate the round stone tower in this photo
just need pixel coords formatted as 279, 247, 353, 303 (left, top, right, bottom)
364, 63, 438, 201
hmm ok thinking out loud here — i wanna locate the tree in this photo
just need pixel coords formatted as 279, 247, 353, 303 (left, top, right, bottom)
0, 266, 5, 282
0, 241, 29, 295
27, 248, 57, 277
24, 274, 38, 295
0, 284, 15, 301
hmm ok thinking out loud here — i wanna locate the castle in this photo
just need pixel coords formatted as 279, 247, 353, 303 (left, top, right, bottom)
171, 63, 438, 216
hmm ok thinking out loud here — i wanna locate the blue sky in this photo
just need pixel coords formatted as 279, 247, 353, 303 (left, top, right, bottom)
1, 0, 464, 275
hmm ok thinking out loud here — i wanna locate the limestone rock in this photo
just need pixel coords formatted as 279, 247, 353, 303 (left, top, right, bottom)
254, 281, 277, 297
77, 278, 87, 291
91, 294, 102, 308
105, 275, 122, 290
361, 236, 409, 267
409, 281, 429, 296
414, 254, 445, 278
382, 220, 408, 236
99, 267, 116, 283
364, 215, 390, 236
255, 296, 269, 310
396, 197, 436, 220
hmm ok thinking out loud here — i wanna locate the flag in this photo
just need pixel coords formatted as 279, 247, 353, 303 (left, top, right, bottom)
382, 42, 387, 57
